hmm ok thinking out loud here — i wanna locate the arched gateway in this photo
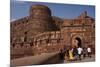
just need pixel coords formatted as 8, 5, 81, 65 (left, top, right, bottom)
71, 35, 83, 48
61, 11, 95, 49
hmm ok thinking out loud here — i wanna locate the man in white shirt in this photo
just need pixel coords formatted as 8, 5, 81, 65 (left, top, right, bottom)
77, 47, 83, 60
87, 47, 92, 58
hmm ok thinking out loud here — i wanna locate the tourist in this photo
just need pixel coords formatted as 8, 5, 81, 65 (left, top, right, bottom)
63, 45, 67, 54
64, 48, 69, 61
83, 47, 87, 58
59, 49, 65, 62
69, 47, 74, 60
87, 46, 92, 58
77, 47, 83, 60
64, 52, 68, 62
73, 46, 78, 60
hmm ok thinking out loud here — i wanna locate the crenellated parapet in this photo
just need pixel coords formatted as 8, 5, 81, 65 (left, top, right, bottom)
10, 5, 95, 59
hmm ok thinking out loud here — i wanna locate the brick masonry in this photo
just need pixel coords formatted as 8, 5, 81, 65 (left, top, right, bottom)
10, 5, 95, 59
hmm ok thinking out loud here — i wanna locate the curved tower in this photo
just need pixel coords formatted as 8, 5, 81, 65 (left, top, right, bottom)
28, 4, 56, 35
30, 4, 51, 20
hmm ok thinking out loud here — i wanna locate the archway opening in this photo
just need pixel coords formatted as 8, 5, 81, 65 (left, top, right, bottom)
75, 37, 82, 47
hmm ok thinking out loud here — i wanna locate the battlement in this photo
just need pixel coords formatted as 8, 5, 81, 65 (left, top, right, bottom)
10, 5, 95, 59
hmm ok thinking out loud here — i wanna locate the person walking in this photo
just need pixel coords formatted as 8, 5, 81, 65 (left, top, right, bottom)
83, 47, 87, 58
87, 46, 92, 58
59, 49, 65, 63
69, 48, 74, 60
64, 48, 69, 61
77, 47, 83, 60
73, 46, 78, 60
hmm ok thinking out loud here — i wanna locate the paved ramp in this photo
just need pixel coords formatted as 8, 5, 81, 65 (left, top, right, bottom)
11, 52, 95, 66
11, 52, 60, 66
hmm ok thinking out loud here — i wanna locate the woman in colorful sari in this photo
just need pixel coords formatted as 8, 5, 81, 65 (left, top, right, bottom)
69, 48, 74, 60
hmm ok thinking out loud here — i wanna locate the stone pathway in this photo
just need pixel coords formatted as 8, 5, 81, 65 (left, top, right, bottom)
11, 52, 59, 66
11, 52, 95, 66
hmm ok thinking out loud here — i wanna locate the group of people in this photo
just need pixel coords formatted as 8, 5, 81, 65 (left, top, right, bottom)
59, 46, 92, 62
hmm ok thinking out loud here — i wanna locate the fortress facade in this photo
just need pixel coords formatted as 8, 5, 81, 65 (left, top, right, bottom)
10, 4, 95, 59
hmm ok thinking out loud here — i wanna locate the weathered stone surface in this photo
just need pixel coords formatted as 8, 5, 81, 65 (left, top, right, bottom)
10, 4, 95, 59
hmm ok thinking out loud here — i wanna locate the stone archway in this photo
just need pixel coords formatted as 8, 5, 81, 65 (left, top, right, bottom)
71, 35, 83, 48
75, 37, 82, 47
